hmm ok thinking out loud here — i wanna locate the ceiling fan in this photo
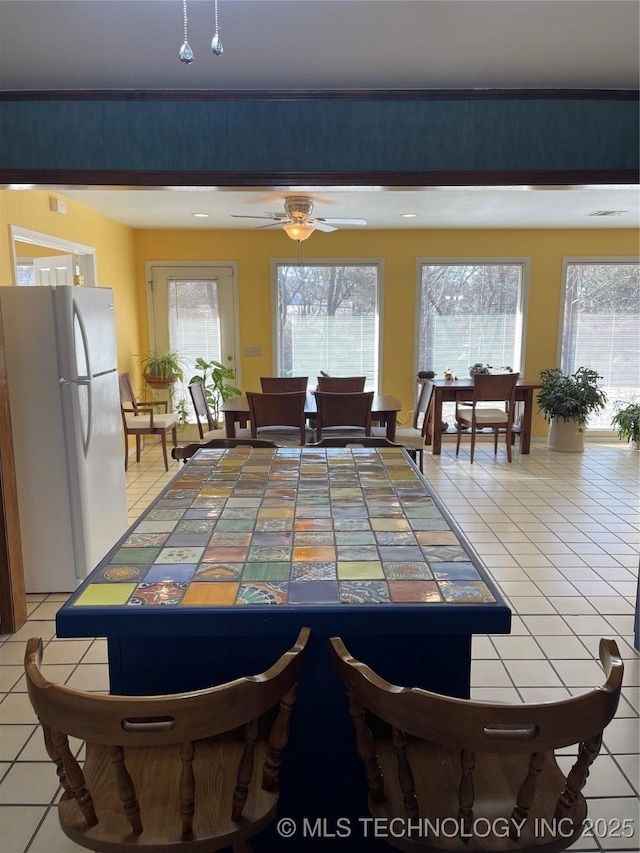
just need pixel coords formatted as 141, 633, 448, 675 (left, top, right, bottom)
231, 196, 367, 241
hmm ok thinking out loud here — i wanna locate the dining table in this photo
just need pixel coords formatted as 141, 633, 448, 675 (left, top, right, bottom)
423, 377, 543, 455
56, 445, 510, 850
222, 390, 402, 441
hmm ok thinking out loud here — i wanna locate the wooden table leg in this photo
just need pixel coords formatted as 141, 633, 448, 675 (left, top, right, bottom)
386, 413, 396, 442
224, 411, 236, 438
519, 389, 534, 453
431, 390, 443, 455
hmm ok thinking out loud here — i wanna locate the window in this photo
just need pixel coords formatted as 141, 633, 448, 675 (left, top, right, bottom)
273, 262, 381, 389
417, 261, 526, 377
561, 260, 640, 430
16, 261, 36, 285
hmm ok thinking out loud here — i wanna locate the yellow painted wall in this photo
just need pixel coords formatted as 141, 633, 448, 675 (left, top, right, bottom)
0, 190, 142, 383
134, 227, 639, 433
2, 190, 637, 436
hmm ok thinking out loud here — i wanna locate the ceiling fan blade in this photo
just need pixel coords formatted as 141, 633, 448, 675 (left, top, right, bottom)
231, 214, 277, 220
256, 221, 287, 230
318, 217, 367, 226
313, 221, 338, 233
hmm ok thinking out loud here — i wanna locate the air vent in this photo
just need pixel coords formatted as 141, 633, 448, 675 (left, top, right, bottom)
587, 210, 628, 217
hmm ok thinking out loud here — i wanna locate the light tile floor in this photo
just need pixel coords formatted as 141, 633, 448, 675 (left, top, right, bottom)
0, 440, 638, 852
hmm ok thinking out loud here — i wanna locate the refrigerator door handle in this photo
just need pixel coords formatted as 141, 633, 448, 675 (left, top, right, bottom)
60, 378, 92, 456
72, 300, 91, 379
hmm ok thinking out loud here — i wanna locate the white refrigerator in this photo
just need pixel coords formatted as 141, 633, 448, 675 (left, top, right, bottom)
0, 285, 129, 592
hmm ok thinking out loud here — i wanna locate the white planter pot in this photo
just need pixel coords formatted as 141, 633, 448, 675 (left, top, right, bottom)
548, 417, 585, 453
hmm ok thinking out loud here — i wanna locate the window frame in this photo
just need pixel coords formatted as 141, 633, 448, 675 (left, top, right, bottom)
414, 257, 530, 378
559, 256, 640, 433
270, 257, 385, 391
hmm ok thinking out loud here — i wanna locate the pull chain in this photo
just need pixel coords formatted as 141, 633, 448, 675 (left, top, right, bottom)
179, 0, 195, 63
212, 0, 224, 55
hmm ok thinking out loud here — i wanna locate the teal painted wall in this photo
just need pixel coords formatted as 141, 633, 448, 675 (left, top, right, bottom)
0, 95, 637, 174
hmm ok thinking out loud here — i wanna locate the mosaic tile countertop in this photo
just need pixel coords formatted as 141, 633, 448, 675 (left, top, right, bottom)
69, 447, 501, 609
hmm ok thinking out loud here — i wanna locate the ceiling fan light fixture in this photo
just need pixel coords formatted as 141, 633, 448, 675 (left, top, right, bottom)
283, 222, 315, 242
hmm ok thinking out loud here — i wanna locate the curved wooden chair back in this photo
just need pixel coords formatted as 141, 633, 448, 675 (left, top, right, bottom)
456, 371, 520, 463
246, 391, 308, 446
172, 438, 277, 464
329, 636, 623, 853
310, 437, 401, 449
188, 381, 216, 438
25, 627, 310, 853
260, 376, 308, 392
118, 372, 178, 471
313, 391, 374, 440
412, 377, 434, 432
316, 375, 366, 392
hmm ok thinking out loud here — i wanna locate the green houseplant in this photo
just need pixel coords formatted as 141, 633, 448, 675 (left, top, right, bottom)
611, 400, 640, 449
537, 366, 607, 452
189, 358, 241, 428
139, 349, 185, 389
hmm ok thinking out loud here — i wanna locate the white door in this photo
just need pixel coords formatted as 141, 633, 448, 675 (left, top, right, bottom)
33, 254, 75, 286
148, 264, 239, 412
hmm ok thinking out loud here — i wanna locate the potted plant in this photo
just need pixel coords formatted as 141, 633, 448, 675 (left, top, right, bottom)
611, 399, 640, 449
189, 358, 241, 428
537, 366, 607, 452
469, 362, 492, 376
139, 349, 185, 390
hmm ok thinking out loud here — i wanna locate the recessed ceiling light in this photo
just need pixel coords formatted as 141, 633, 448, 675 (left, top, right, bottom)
401, 213, 417, 218
192, 212, 209, 218
587, 210, 628, 217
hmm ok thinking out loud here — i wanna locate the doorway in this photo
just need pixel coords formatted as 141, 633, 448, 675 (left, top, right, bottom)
10, 226, 97, 287
146, 262, 240, 417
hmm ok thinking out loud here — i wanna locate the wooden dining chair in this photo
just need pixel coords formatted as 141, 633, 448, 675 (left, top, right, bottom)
118, 372, 178, 471
246, 390, 309, 446
372, 377, 434, 471
316, 375, 366, 392
313, 390, 374, 441
260, 376, 308, 392
329, 635, 623, 853
172, 437, 277, 464
310, 437, 402, 448
24, 627, 310, 853
455, 371, 520, 463
189, 381, 222, 440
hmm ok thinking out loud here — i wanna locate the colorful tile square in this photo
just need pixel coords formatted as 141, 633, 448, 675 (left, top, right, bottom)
383, 562, 433, 580
193, 563, 243, 582
288, 581, 339, 604
293, 546, 336, 562
430, 562, 480, 581
73, 583, 137, 606
388, 581, 442, 603
182, 583, 239, 606
290, 562, 337, 581
242, 562, 290, 581
414, 531, 460, 547
337, 561, 384, 580
97, 564, 149, 583
339, 581, 390, 604
128, 582, 188, 606
437, 581, 496, 604
144, 564, 197, 583
237, 583, 288, 605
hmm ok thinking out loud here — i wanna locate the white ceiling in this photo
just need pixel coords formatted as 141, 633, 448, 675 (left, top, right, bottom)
1, 1, 639, 91
2, 1, 638, 230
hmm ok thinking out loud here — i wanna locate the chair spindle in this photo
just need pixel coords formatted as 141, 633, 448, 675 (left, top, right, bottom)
110, 745, 143, 835
392, 727, 418, 818
51, 729, 98, 827
232, 718, 259, 821
347, 691, 385, 804
554, 733, 603, 821
458, 748, 475, 833
510, 751, 545, 836
263, 686, 298, 792
41, 721, 73, 797
180, 740, 195, 840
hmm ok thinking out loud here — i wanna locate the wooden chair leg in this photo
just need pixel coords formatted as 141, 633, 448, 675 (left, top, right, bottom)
124, 437, 128, 471
456, 424, 462, 456
470, 422, 476, 463
171, 426, 178, 447
494, 428, 499, 455
135, 436, 141, 462
160, 434, 169, 471
506, 426, 513, 463
417, 449, 423, 472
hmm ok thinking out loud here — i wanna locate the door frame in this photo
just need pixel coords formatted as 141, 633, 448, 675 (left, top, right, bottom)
144, 260, 241, 387
10, 225, 97, 287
